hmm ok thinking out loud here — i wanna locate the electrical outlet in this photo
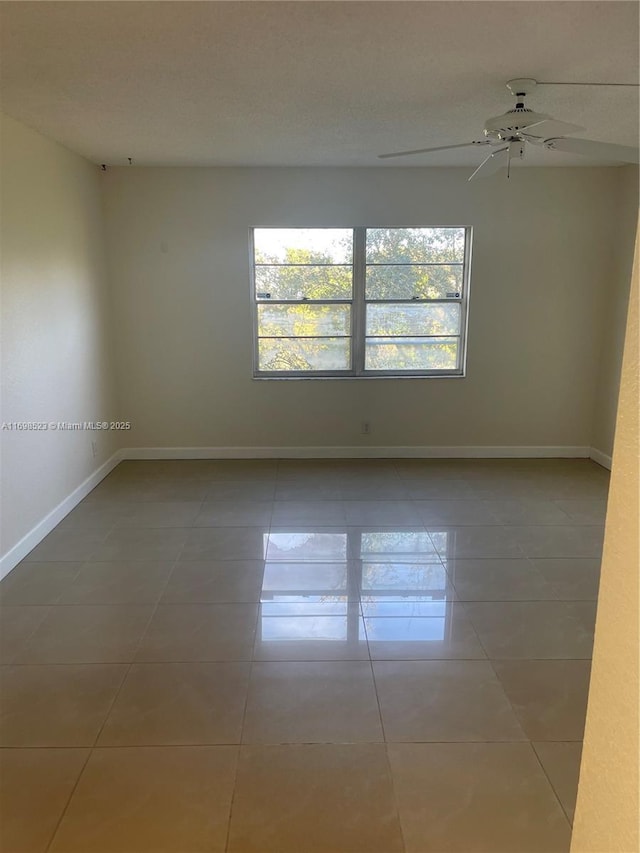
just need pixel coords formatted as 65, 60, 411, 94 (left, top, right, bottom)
91, 440, 98, 459
361, 421, 371, 435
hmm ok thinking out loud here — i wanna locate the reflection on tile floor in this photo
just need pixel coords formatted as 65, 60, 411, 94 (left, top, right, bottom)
0, 458, 607, 851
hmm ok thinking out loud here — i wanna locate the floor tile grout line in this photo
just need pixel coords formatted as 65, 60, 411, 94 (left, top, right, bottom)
391, 466, 513, 783
366, 633, 389, 744
35, 509, 152, 841
0, 654, 595, 670
222, 489, 278, 853
484, 654, 537, 747
529, 741, 575, 829
23, 521, 608, 534
222, 740, 243, 853
0, 738, 585, 751
0, 594, 600, 608
224, 648, 260, 851
382, 741, 408, 853
4, 605, 55, 665
460, 609, 527, 732
239, 609, 262, 749
18, 553, 604, 568
91, 552, 181, 742
43, 743, 95, 853
43, 547, 186, 849
83, 565, 179, 735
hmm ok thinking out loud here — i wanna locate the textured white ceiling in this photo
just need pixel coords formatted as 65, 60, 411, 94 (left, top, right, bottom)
0, 1, 638, 167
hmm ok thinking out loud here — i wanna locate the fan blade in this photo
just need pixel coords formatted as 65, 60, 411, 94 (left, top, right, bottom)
378, 141, 490, 159
521, 118, 585, 139
543, 137, 639, 163
521, 133, 546, 146
468, 146, 509, 182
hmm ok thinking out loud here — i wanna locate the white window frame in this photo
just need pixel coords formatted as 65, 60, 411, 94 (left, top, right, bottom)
251, 226, 472, 379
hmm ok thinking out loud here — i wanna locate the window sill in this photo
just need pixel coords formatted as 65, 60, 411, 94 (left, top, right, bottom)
252, 372, 466, 381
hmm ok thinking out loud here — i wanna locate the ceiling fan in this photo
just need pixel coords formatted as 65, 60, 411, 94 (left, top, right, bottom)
379, 78, 639, 181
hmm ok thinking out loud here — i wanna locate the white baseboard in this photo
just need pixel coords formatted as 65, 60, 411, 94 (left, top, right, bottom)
589, 447, 613, 470
120, 445, 592, 460
0, 450, 123, 581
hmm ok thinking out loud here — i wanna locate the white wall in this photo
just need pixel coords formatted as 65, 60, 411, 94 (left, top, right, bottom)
571, 223, 639, 853
591, 166, 639, 462
0, 115, 118, 565
1, 149, 634, 569
102, 166, 631, 452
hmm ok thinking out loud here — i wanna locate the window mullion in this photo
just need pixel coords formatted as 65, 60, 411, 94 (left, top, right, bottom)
352, 227, 367, 376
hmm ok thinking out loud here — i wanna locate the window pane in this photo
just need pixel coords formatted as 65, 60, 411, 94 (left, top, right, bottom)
366, 228, 465, 264
359, 531, 438, 561
260, 615, 349, 642
267, 531, 348, 561
259, 337, 351, 371
258, 304, 351, 337
362, 563, 448, 594
366, 264, 463, 300
366, 303, 460, 337
262, 562, 348, 594
255, 265, 352, 300
254, 229, 352, 264
365, 338, 459, 371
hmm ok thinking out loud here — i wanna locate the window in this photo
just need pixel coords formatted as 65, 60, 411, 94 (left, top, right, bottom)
252, 227, 471, 378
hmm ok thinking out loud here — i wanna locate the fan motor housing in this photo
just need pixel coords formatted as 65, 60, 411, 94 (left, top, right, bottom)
484, 108, 550, 139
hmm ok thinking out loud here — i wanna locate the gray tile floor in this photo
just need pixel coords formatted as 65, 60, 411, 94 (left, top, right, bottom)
0, 458, 607, 852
